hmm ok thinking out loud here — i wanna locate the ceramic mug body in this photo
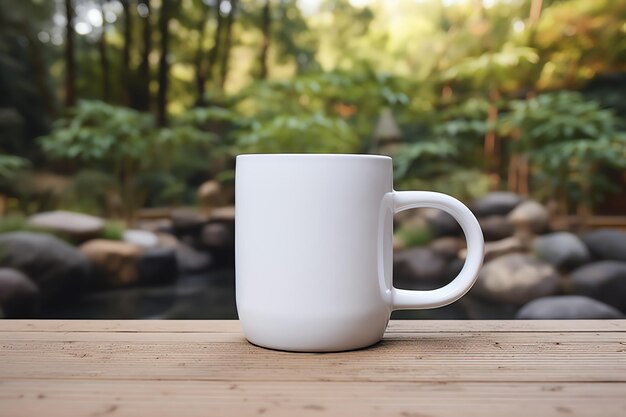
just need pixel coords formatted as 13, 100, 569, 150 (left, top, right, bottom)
235, 154, 484, 352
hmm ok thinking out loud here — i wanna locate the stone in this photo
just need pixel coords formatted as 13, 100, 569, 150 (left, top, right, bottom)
200, 222, 234, 249
0, 232, 91, 300
394, 248, 451, 289
138, 247, 178, 286
516, 296, 623, 319
472, 253, 561, 306
176, 242, 212, 272
170, 208, 208, 235
507, 200, 549, 234
472, 192, 524, 216
28, 210, 104, 241
123, 229, 159, 248
533, 232, 591, 270
460, 236, 525, 263
0, 268, 39, 317
581, 229, 626, 262
429, 237, 466, 259
80, 239, 142, 287
479, 215, 514, 241
425, 210, 462, 237
570, 261, 626, 313
197, 180, 222, 208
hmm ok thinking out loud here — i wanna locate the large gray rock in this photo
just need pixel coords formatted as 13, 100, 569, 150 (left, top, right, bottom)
460, 236, 525, 263
533, 232, 591, 270
394, 248, 451, 289
507, 200, 549, 234
425, 210, 462, 237
123, 229, 159, 248
570, 261, 626, 312
516, 296, 623, 319
176, 242, 212, 272
0, 268, 40, 317
170, 208, 208, 235
138, 246, 178, 286
479, 215, 514, 241
0, 232, 91, 300
581, 229, 626, 262
200, 222, 234, 249
28, 210, 104, 241
80, 239, 142, 288
472, 253, 561, 306
472, 192, 524, 216
429, 237, 466, 259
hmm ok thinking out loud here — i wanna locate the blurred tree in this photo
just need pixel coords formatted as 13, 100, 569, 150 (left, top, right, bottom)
121, 0, 134, 105
193, 0, 212, 106
98, 1, 111, 101
64, 0, 77, 107
257, 0, 271, 80
218, 0, 238, 91
136, 0, 152, 111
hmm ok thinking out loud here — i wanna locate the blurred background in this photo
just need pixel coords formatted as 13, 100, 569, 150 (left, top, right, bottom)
0, 0, 625, 320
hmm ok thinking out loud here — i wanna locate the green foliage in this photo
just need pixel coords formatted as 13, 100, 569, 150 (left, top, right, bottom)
0, 154, 29, 181
39, 101, 217, 221
238, 113, 358, 153
395, 224, 433, 248
100, 220, 124, 241
501, 91, 626, 204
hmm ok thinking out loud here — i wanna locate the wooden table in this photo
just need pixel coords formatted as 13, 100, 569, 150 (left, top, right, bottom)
1, 320, 625, 416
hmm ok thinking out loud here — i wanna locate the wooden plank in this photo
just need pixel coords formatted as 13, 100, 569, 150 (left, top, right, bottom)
1, 319, 624, 333
1, 330, 625, 383
0, 379, 625, 417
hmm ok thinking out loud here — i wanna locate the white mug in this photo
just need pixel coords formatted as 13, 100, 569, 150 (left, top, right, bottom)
236, 154, 484, 352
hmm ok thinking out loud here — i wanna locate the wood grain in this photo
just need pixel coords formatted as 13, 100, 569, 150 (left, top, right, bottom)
1, 320, 625, 417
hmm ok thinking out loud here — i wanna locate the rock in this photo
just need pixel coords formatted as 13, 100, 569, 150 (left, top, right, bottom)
138, 247, 178, 286
28, 210, 104, 241
472, 192, 524, 216
581, 229, 626, 262
533, 232, 591, 270
176, 243, 212, 272
425, 210, 462, 237
123, 229, 159, 248
197, 180, 222, 208
170, 208, 208, 236
507, 200, 549, 235
472, 253, 561, 306
0, 232, 91, 300
460, 236, 525, 263
200, 222, 234, 249
479, 215, 514, 241
80, 239, 142, 287
394, 248, 451, 289
516, 296, 623, 319
0, 268, 39, 317
429, 237, 466, 259
570, 261, 626, 312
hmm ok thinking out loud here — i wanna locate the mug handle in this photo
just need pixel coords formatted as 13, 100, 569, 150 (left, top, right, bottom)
382, 191, 484, 310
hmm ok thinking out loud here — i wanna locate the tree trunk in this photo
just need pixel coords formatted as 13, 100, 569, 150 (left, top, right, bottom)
218, 0, 237, 91
98, 1, 111, 101
258, 0, 271, 80
157, 0, 172, 126
484, 89, 500, 187
137, 0, 152, 111
206, 0, 225, 88
64, 0, 76, 107
194, 3, 211, 106
19, 22, 55, 116
121, 0, 134, 106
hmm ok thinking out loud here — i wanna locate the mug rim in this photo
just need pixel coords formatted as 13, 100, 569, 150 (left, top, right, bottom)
237, 153, 391, 161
